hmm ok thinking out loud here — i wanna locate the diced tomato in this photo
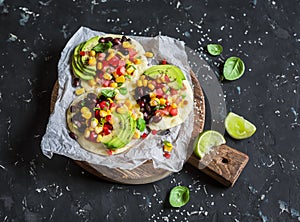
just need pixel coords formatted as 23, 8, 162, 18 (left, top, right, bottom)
106, 115, 112, 122
161, 59, 167, 65
128, 48, 138, 58
156, 88, 164, 98
109, 56, 120, 67
141, 133, 148, 139
102, 123, 112, 135
116, 66, 126, 75
95, 110, 100, 119
156, 83, 163, 89
164, 75, 170, 83
155, 109, 169, 116
106, 150, 113, 155
110, 102, 116, 109
101, 61, 109, 68
163, 152, 171, 159
102, 80, 111, 87
79, 51, 86, 56
118, 60, 126, 67
169, 108, 178, 116
89, 131, 98, 141
99, 101, 109, 110
151, 130, 157, 135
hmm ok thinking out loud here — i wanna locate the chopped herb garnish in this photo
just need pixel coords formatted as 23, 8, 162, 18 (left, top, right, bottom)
118, 87, 128, 95
92, 42, 113, 53
136, 118, 146, 132
101, 89, 117, 98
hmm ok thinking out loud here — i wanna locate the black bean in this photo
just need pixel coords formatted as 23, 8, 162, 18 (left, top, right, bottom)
99, 37, 106, 43
69, 132, 77, 140
72, 78, 80, 87
105, 37, 113, 42
69, 105, 77, 113
121, 36, 127, 42
112, 38, 121, 46
145, 104, 152, 113
151, 115, 162, 123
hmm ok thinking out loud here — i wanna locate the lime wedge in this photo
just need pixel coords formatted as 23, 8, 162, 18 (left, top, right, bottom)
193, 130, 226, 159
225, 112, 256, 139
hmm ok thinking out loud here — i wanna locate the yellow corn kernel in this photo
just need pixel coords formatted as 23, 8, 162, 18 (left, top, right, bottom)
125, 100, 132, 109
88, 79, 97, 87
106, 52, 115, 61
163, 145, 173, 153
137, 79, 143, 87
116, 75, 125, 83
103, 73, 113, 80
112, 72, 119, 79
133, 130, 141, 139
88, 57, 97, 66
90, 118, 99, 128
116, 106, 127, 114
162, 86, 168, 93
82, 111, 92, 120
142, 79, 148, 87
100, 110, 108, 117
75, 87, 85, 96
140, 75, 145, 80
131, 112, 138, 120
148, 83, 155, 91
110, 82, 118, 88
89, 50, 96, 57
161, 76, 166, 83
156, 78, 162, 83
108, 48, 114, 53
97, 62, 102, 70
149, 92, 156, 98
84, 129, 90, 138
144, 51, 154, 58
171, 103, 177, 108
126, 65, 135, 74
96, 134, 102, 143
134, 58, 141, 64
150, 98, 160, 106
95, 126, 103, 134
159, 98, 166, 106
106, 110, 111, 115
122, 41, 132, 48
80, 106, 90, 114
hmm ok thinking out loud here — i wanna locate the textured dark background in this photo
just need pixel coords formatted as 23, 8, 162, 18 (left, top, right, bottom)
1, 0, 300, 221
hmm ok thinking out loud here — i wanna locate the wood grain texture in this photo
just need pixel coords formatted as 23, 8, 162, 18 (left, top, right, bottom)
50, 71, 205, 184
188, 144, 249, 187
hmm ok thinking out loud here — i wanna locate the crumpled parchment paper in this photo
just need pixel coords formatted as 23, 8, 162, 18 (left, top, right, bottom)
41, 27, 194, 172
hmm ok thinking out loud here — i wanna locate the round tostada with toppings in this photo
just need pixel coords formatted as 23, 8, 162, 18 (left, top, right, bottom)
67, 88, 144, 156
72, 34, 148, 92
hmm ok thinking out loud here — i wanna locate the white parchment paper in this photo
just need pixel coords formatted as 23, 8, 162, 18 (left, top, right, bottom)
41, 27, 194, 172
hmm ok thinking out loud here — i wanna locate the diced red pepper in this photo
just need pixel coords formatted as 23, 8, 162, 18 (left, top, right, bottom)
102, 123, 112, 135
79, 51, 85, 56
106, 150, 113, 155
116, 66, 126, 75
95, 110, 100, 119
163, 152, 171, 159
161, 59, 167, 65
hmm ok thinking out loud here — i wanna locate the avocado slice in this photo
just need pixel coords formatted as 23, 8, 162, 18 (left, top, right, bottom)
73, 43, 96, 74
80, 36, 100, 69
103, 112, 136, 150
144, 65, 186, 89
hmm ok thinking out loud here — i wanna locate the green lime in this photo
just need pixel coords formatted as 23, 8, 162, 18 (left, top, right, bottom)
169, 186, 190, 208
225, 112, 256, 139
193, 130, 226, 159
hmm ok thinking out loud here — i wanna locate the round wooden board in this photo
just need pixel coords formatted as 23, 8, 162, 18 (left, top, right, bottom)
50, 72, 205, 184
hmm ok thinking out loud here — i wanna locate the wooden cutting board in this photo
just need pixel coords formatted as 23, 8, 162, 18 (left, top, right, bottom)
50, 72, 248, 186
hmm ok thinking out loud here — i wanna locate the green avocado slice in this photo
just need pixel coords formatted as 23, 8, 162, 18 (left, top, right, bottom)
103, 112, 136, 150
73, 43, 96, 74
80, 36, 100, 69
143, 65, 186, 89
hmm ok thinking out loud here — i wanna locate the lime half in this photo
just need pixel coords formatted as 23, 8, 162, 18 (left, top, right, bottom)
193, 130, 226, 159
225, 112, 256, 139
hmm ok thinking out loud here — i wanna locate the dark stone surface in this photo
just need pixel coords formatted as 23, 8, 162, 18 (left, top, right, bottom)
1, 0, 300, 221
